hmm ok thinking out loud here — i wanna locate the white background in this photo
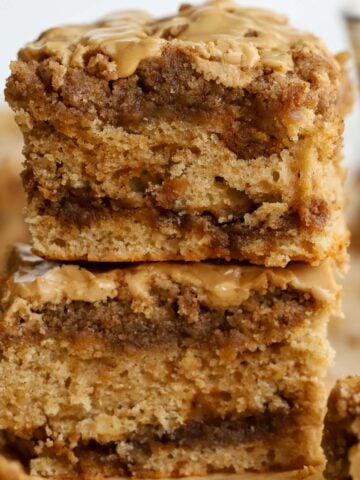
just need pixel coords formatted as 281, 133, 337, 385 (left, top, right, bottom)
0, 0, 359, 168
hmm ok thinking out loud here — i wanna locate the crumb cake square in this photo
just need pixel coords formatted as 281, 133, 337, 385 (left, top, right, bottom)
5, 0, 349, 266
323, 377, 360, 480
0, 245, 338, 478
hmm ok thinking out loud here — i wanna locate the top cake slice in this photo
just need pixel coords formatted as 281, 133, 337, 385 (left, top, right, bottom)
5, 0, 349, 265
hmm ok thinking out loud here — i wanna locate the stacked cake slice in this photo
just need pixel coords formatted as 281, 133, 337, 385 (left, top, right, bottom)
0, 246, 338, 478
5, 0, 350, 267
1, 1, 350, 478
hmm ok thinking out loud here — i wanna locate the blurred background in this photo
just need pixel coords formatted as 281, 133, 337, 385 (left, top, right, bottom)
0, 0, 359, 380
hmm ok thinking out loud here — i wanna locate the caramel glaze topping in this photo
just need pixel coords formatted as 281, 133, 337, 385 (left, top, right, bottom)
18, 0, 337, 87
3, 244, 340, 311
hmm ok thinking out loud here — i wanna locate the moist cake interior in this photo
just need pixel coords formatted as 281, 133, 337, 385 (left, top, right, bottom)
0, 247, 337, 477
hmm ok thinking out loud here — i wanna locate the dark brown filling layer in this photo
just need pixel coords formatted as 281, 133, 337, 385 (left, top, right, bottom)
6, 48, 339, 161
34, 194, 329, 235
2, 287, 317, 351
3, 410, 294, 477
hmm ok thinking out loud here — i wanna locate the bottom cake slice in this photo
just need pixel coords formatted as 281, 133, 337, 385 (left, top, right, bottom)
0, 245, 338, 479
323, 377, 360, 480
